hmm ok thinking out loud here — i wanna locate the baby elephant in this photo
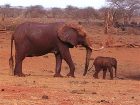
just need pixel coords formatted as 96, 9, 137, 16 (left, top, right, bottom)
93, 56, 117, 80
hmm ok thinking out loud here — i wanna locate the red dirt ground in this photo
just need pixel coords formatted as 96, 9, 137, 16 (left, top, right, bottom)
0, 30, 140, 105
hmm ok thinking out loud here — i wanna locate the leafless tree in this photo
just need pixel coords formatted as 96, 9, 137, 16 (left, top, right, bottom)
0, 4, 11, 21
106, 0, 140, 23
24, 5, 46, 18
51, 8, 64, 18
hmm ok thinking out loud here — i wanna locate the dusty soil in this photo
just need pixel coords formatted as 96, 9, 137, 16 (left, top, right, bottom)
0, 30, 140, 105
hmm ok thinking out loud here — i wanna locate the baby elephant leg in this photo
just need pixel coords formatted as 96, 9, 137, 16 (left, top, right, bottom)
93, 67, 101, 79
103, 68, 107, 79
108, 67, 113, 80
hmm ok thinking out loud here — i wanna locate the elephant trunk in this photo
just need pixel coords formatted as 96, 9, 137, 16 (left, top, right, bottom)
83, 48, 92, 76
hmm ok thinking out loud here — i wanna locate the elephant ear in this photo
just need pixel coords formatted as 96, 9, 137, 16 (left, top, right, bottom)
58, 23, 87, 47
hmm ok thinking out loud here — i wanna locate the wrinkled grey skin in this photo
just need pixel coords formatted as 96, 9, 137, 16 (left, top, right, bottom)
86, 56, 117, 79
9, 22, 92, 77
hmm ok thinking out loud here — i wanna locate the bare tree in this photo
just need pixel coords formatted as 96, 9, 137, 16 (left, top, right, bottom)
0, 4, 11, 21
65, 5, 79, 18
51, 8, 64, 18
106, 0, 140, 23
25, 5, 46, 18
79, 7, 99, 19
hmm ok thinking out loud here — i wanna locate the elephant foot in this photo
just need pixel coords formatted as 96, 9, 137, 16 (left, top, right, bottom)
14, 73, 30, 77
53, 73, 63, 77
94, 77, 99, 79
83, 73, 86, 76
67, 73, 75, 78
93, 75, 98, 79
93, 74, 98, 79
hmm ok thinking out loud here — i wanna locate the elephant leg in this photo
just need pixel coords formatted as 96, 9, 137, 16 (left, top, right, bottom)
108, 67, 113, 80
14, 52, 25, 77
59, 44, 75, 77
54, 53, 63, 77
14, 43, 30, 77
64, 52, 75, 77
93, 67, 101, 79
103, 68, 107, 79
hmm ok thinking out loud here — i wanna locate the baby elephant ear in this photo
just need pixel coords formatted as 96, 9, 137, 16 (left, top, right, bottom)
58, 25, 78, 46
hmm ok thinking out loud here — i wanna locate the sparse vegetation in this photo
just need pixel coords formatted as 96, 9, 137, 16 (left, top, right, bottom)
0, 1, 140, 105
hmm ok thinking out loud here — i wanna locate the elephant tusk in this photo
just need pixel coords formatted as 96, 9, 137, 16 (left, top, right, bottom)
90, 46, 104, 51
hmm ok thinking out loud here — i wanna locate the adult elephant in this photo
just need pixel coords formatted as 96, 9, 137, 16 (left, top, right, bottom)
9, 22, 103, 77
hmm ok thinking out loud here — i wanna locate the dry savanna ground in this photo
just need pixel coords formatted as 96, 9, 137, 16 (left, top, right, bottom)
0, 22, 140, 105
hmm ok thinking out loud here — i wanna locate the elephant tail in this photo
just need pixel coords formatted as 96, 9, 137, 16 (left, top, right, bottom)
9, 35, 14, 76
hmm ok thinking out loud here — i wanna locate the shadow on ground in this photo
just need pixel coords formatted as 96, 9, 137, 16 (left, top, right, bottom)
125, 75, 140, 81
